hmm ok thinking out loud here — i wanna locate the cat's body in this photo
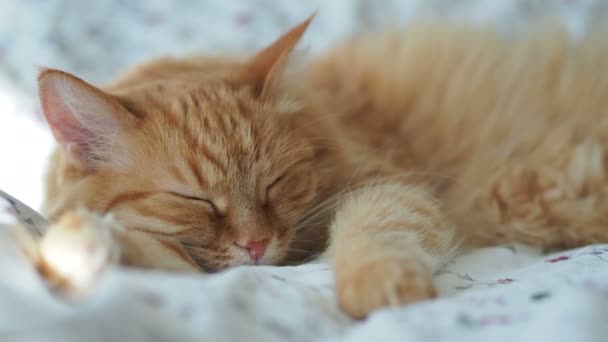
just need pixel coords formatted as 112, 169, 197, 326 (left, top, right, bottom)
309, 24, 608, 250
27, 18, 608, 318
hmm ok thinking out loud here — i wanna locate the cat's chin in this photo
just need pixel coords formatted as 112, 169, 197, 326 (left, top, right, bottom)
228, 257, 281, 268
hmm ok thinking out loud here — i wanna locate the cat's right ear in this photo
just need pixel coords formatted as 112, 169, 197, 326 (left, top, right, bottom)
240, 13, 315, 98
38, 69, 137, 170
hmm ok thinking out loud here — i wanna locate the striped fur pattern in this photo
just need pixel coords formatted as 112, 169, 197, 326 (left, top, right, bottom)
26, 17, 608, 318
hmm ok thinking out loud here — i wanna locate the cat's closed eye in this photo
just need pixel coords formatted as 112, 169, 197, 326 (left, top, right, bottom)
169, 192, 223, 218
264, 175, 285, 207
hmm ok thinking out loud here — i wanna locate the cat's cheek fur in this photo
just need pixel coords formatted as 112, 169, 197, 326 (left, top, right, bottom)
260, 236, 286, 265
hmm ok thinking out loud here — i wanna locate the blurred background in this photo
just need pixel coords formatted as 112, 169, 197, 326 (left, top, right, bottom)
0, 0, 605, 209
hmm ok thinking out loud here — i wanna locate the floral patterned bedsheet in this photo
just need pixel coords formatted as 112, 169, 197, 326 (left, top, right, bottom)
1, 191, 608, 342
2, 1, 608, 341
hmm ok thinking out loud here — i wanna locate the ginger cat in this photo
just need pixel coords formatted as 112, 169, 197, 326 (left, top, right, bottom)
20, 16, 608, 319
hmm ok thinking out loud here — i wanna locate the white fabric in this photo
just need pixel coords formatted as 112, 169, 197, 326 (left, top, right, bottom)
2, 1, 608, 341
2, 223, 608, 341
2, 189, 608, 342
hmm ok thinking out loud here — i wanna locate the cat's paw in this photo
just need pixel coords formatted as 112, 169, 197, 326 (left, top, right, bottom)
335, 256, 436, 319
36, 209, 122, 298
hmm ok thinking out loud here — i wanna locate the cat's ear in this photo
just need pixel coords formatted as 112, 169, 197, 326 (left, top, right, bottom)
241, 13, 315, 97
38, 69, 137, 169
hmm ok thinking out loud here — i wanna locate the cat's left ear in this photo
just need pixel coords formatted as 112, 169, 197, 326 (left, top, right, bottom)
240, 13, 315, 97
38, 69, 138, 170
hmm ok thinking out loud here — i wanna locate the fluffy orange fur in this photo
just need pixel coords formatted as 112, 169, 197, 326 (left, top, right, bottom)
21, 17, 608, 318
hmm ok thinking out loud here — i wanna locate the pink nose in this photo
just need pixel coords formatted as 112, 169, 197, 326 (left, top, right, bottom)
240, 239, 269, 261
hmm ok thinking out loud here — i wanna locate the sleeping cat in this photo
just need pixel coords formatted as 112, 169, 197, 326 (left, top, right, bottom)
19, 15, 608, 318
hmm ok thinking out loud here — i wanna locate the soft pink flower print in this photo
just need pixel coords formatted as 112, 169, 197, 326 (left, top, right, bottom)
457, 313, 518, 328
497, 278, 516, 284
545, 255, 571, 263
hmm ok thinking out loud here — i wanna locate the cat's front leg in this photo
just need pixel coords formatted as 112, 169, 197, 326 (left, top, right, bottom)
326, 183, 458, 319
15, 209, 200, 299
13, 209, 122, 298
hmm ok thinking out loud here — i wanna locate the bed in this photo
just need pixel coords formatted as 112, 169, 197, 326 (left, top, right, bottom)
1, 1, 607, 341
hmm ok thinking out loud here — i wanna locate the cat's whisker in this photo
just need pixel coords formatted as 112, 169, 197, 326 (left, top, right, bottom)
286, 247, 321, 254
292, 170, 469, 233
289, 238, 319, 244
295, 191, 347, 224
295, 211, 335, 231
293, 222, 327, 234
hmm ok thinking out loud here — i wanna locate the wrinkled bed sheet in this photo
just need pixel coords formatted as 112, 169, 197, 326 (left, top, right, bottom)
1, 1, 608, 341
2, 215, 608, 342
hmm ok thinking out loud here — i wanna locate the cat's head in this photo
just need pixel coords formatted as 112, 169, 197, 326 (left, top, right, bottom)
39, 15, 340, 271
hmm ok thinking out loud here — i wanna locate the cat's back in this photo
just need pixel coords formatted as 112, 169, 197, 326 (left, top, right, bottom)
307, 22, 608, 174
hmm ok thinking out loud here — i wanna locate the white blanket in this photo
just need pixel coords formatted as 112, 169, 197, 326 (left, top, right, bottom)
2, 220, 608, 341
2, 193, 608, 342
2, 1, 608, 341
